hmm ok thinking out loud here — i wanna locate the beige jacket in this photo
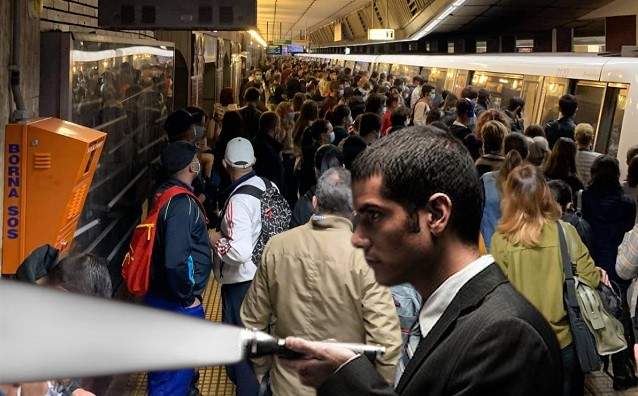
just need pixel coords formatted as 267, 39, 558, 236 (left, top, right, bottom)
240, 215, 401, 396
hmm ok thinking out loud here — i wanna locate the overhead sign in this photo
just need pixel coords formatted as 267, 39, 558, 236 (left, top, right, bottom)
368, 29, 395, 40
267, 45, 282, 55
287, 44, 304, 54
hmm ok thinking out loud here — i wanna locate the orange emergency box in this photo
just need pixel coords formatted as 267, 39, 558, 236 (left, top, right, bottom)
2, 118, 106, 274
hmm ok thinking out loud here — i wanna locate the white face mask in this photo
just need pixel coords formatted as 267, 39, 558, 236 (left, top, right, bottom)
430, 92, 436, 100
329, 131, 335, 143
191, 160, 201, 176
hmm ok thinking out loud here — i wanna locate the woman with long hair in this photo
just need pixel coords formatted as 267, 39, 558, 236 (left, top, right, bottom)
582, 155, 636, 281
544, 137, 583, 198
292, 100, 319, 153
491, 163, 602, 396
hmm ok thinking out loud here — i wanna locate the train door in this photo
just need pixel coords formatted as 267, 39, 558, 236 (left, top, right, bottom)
520, 76, 543, 129
444, 69, 470, 96
537, 77, 570, 125
595, 83, 628, 157
573, 81, 607, 137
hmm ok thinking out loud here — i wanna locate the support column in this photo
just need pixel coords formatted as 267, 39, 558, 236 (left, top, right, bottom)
533, 31, 552, 52
606, 15, 636, 53
500, 35, 516, 52
486, 37, 500, 53
554, 28, 573, 52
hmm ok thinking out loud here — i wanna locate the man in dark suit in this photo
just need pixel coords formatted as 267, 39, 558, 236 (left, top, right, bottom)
282, 126, 563, 396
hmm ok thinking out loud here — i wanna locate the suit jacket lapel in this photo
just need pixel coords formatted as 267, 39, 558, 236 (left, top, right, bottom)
396, 263, 507, 393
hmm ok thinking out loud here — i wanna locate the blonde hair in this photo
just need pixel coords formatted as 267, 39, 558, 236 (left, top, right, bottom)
574, 123, 594, 146
497, 164, 561, 247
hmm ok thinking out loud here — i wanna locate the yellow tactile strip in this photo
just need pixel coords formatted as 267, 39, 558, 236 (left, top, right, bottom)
126, 278, 236, 395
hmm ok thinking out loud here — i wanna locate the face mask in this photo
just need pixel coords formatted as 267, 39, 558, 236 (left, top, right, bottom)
346, 115, 353, 125
194, 126, 205, 141
430, 92, 436, 100
191, 160, 201, 176
256, 74, 262, 81
383, 106, 387, 114
329, 131, 335, 143
338, 89, 344, 96
404, 118, 410, 126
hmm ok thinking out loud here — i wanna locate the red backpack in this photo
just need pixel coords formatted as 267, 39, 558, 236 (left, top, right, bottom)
122, 186, 207, 297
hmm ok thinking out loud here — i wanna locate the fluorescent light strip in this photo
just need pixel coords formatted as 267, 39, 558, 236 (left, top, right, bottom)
248, 30, 268, 48
72, 46, 174, 63
413, 0, 468, 40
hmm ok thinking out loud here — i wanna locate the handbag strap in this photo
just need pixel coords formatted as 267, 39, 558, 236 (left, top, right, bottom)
558, 221, 580, 311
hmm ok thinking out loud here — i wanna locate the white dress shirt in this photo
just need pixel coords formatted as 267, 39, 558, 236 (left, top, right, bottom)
419, 255, 494, 338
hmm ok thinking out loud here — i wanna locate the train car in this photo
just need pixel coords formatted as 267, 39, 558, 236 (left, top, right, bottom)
297, 52, 638, 176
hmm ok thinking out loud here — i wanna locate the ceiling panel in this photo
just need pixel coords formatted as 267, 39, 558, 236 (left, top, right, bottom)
256, 0, 371, 42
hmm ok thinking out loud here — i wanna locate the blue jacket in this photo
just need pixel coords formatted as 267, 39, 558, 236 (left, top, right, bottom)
480, 171, 501, 251
149, 179, 212, 306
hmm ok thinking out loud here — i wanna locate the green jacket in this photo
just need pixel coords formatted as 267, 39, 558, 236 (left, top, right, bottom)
491, 221, 600, 349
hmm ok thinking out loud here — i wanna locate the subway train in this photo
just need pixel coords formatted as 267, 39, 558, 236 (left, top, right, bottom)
297, 52, 638, 176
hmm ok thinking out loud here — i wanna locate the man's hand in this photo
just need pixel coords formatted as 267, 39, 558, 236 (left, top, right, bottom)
278, 337, 356, 388
599, 267, 611, 288
209, 229, 222, 245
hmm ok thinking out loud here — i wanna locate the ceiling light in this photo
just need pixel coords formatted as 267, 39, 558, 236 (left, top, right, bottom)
412, 0, 466, 40
248, 30, 268, 48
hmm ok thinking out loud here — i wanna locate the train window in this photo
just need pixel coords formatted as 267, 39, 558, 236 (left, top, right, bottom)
421, 67, 447, 91
377, 63, 391, 73
452, 70, 470, 96
444, 69, 457, 92
573, 81, 606, 137
471, 72, 524, 110
538, 77, 569, 126
595, 83, 628, 157
357, 62, 370, 72
391, 64, 420, 81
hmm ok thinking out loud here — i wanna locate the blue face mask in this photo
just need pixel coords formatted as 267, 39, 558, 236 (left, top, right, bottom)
329, 131, 336, 143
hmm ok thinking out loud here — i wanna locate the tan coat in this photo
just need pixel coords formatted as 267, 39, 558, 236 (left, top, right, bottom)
240, 215, 401, 396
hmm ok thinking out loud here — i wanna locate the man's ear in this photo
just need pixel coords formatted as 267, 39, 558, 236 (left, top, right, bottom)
312, 196, 318, 211
425, 193, 452, 237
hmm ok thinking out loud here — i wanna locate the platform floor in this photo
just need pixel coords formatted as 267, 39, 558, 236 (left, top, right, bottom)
125, 279, 235, 396
118, 278, 638, 396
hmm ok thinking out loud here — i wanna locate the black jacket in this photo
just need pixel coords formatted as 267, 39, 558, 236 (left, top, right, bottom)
449, 123, 472, 142
545, 116, 576, 149
253, 132, 284, 191
582, 185, 636, 280
239, 104, 263, 140
318, 264, 563, 396
149, 179, 213, 306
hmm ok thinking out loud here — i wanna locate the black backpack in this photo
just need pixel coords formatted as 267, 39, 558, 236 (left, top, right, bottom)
222, 177, 291, 265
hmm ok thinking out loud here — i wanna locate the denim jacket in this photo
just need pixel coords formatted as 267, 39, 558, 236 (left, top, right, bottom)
480, 171, 501, 251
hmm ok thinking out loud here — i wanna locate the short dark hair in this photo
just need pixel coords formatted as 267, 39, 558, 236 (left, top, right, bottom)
185, 106, 207, 124
332, 104, 351, 125
627, 145, 638, 165
364, 94, 386, 115
504, 132, 529, 159
524, 124, 545, 139
390, 106, 410, 127
548, 179, 573, 209
310, 119, 330, 141
342, 135, 368, 170
559, 94, 578, 118
456, 98, 473, 118
47, 254, 112, 298
461, 85, 478, 100
508, 97, 525, 112
258, 111, 279, 135
315, 144, 344, 175
421, 84, 435, 97
244, 87, 261, 103
359, 113, 382, 139
351, 126, 483, 245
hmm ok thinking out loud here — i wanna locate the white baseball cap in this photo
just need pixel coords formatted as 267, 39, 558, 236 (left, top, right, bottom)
224, 137, 255, 168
